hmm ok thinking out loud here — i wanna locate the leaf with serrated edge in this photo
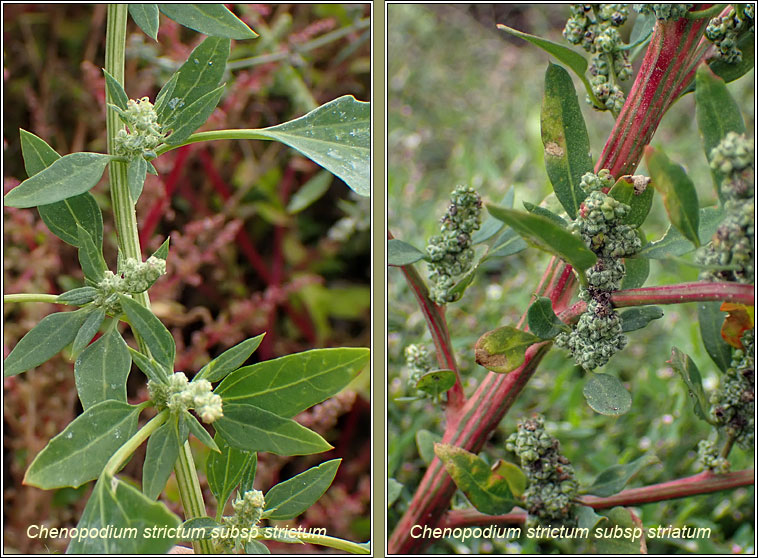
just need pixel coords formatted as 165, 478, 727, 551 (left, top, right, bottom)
196, 333, 265, 382
75, 330, 131, 409
475, 326, 543, 374
264, 459, 341, 520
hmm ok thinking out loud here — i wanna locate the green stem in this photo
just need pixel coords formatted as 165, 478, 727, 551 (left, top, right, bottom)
686, 4, 728, 20
104, 406, 166, 476
4, 293, 60, 304
154, 129, 276, 156
105, 5, 211, 554
268, 533, 369, 555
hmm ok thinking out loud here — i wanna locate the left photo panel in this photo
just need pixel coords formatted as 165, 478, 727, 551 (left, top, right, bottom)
3, 4, 371, 554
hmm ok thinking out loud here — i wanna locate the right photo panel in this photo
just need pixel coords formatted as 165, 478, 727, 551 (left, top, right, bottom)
387, 3, 755, 555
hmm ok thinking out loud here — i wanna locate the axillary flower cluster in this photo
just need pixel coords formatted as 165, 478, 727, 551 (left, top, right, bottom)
94, 256, 166, 314
556, 170, 641, 370
215, 489, 266, 552
113, 96, 166, 159
148, 372, 223, 424
705, 4, 755, 64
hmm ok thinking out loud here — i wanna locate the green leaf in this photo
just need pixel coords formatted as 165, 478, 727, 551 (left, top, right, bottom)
608, 175, 654, 228
619, 306, 664, 333
154, 72, 179, 117
644, 146, 700, 248
388, 478, 403, 507
196, 333, 266, 382
497, 24, 588, 75
206, 434, 255, 510
164, 84, 225, 145
77, 225, 108, 283
4, 152, 113, 208
215, 347, 369, 418
143, 419, 181, 499
103, 69, 129, 110
152, 237, 170, 261
24, 401, 141, 489
127, 156, 148, 202
584, 455, 657, 497
4, 309, 89, 377
71, 308, 106, 358
119, 294, 176, 371
472, 188, 514, 244
185, 412, 219, 452
704, 31, 755, 89
158, 4, 257, 39
129, 4, 160, 40
287, 170, 332, 214
128, 347, 169, 384
20, 128, 61, 176
577, 505, 608, 531
245, 540, 272, 553
434, 443, 519, 515
698, 301, 732, 373
68, 472, 180, 554
239, 452, 257, 495
540, 62, 593, 219
74, 330, 131, 409
620, 254, 650, 289
415, 369, 456, 398
523, 201, 568, 227
636, 206, 724, 258
475, 326, 543, 374
57, 286, 99, 306
490, 460, 527, 499
487, 227, 527, 259
591, 507, 646, 554
668, 347, 709, 422
264, 459, 341, 520
388, 238, 427, 266
486, 205, 597, 280
38, 194, 104, 249
527, 296, 566, 339
214, 403, 332, 455
695, 64, 747, 202
180, 517, 221, 540
254, 95, 370, 197
583, 373, 632, 416
416, 429, 441, 466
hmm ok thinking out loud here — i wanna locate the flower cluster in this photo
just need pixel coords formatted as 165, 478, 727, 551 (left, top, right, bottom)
404, 344, 433, 388
705, 5, 755, 64
563, 5, 631, 113
697, 438, 730, 474
426, 186, 482, 305
506, 415, 578, 526
216, 489, 266, 552
113, 97, 166, 159
149, 372, 223, 423
634, 4, 693, 21
556, 170, 641, 369
93, 256, 166, 314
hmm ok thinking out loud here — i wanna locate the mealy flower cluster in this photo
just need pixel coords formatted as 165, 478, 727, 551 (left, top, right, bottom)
426, 186, 482, 305
634, 4, 693, 21
705, 5, 755, 64
506, 415, 578, 526
712, 330, 755, 448
216, 489, 266, 552
563, 5, 632, 113
556, 170, 641, 369
113, 97, 166, 159
148, 372, 224, 423
404, 343, 433, 386
93, 256, 166, 314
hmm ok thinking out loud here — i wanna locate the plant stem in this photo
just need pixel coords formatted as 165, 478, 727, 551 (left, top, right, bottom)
154, 129, 287, 157
4, 293, 60, 304
273, 533, 369, 555
104, 406, 166, 476
105, 5, 210, 553
686, 4, 728, 19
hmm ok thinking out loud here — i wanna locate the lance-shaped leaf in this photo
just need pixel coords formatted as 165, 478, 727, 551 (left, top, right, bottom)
4, 309, 89, 377
57, 286, 99, 306
195, 333, 266, 383
388, 238, 427, 266
154, 72, 179, 117
24, 400, 141, 489
475, 326, 543, 374
239, 451, 258, 495
619, 306, 663, 333
636, 206, 724, 258
253, 95, 370, 196
4, 152, 113, 208
185, 412, 219, 452
264, 459, 341, 520
487, 227, 527, 259
206, 434, 255, 510
527, 296, 567, 339
68, 472, 180, 554
129, 347, 169, 384
77, 225, 108, 283
287, 170, 332, 214
644, 146, 700, 248
497, 24, 588, 75
129, 4, 160, 41
215, 347, 369, 417
540, 62, 593, 219
20, 128, 61, 176
523, 201, 568, 227
119, 294, 176, 371
127, 156, 148, 202
103, 68, 129, 110
164, 84, 225, 145
584, 455, 657, 497
698, 301, 732, 373
608, 175, 654, 228
71, 308, 106, 358
143, 419, 181, 500
583, 373, 632, 416
74, 329, 131, 409
213, 403, 332, 455
435, 443, 519, 515
415, 369, 456, 398
158, 4, 257, 39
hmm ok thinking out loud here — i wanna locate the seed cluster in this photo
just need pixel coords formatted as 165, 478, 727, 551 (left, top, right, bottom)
634, 4, 693, 21
705, 5, 755, 64
506, 415, 578, 526
94, 256, 166, 314
113, 97, 166, 159
148, 372, 224, 423
404, 343, 433, 387
426, 186, 482, 305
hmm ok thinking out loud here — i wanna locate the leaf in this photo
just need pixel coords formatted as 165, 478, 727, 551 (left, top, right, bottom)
71, 308, 105, 358
287, 170, 332, 214
415, 429, 441, 466
77, 225, 108, 283
215, 347, 369, 418
388, 478, 403, 507
254, 95, 370, 197
119, 294, 176, 371
128, 347, 170, 384
527, 296, 566, 339
152, 237, 170, 261
245, 540, 272, 553
154, 72, 179, 117
4, 309, 89, 377
486, 205, 597, 280
74, 330, 131, 409
636, 206, 724, 258
38, 194, 104, 249
214, 403, 332, 455
490, 460, 527, 499
57, 286, 99, 306
523, 201, 568, 227
195, 333, 266, 382
497, 24, 588, 76
644, 146, 700, 248
20, 128, 61, 176
239, 452, 258, 495
103, 69, 129, 110
720, 302, 754, 349
698, 302, 732, 373
434, 443, 519, 516
619, 306, 663, 333
591, 507, 646, 554
206, 434, 255, 510
264, 459, 341, 520
475, 326, 543, 374
129, 4, 160, 41
703, 31, 755, 89
471, 188, 514, 244
67, 472, 180, 554
620, 255, 649, 290
127, 156, 148, 202
158, 4, 257, 39
487, 227, 528, 259
388, 238, 427, 266
24, 401, 141, 489
415, 369, 456, 398
577, 505, 608, 531
185, 412, 219, 452
180, 517, 221, 540
583, 373, 632, 416
540, 62, 593, 219
608, 175, 654, 228
164, 84, 225, 145
4, 152, 113, 208
143, 419, 181, 500
584, 455, 657, 497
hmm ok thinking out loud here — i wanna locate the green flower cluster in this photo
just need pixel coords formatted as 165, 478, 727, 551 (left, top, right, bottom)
93, 256, 167, 314
634, 4, 693, 21
426, 186, 482, 305
148, 372, 224, 423
696, 438, 730, 474
563, 5, 632, 113
556, 170, 641, 369
404, 344, 433, 387
113, 96, 166, 159
506, 415, 578, 526
705, 5, 755, 64
216, 489, 266, 552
